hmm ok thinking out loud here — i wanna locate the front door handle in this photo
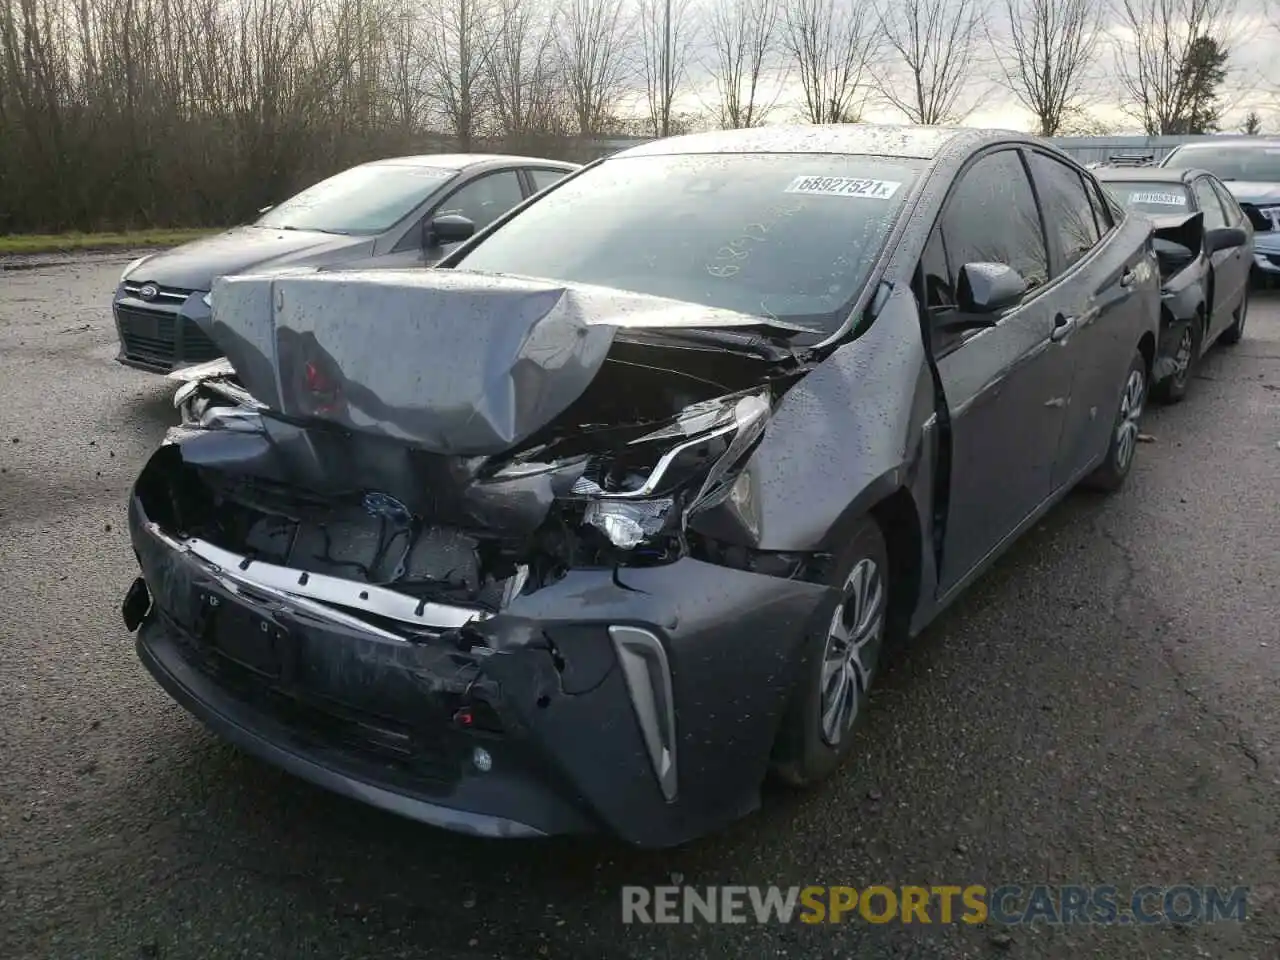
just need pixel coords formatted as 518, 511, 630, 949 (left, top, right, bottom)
1051, 314, 1077, 342
1120, 268, 1136, 288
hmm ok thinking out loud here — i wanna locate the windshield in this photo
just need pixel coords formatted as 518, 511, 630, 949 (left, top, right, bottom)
453, 153, 923, 333
1163, 144, 1280, 182
256, 164, 457, 234
1104, 181, 1192, 215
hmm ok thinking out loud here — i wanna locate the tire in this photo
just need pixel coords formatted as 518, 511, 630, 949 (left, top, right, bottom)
1082, 350, 1147, 493
1152, 318, 1200, 404
771, 516, 890, 787
1219, 287, 1248, 345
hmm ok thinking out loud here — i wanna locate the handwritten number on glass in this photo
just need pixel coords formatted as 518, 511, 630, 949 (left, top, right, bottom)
706, 203, 805, 279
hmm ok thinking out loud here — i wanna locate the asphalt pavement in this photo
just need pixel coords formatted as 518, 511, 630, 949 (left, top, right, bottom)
1, 257, 1277, 959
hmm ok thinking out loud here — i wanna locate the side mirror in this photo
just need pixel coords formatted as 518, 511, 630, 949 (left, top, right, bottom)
957, 262, 1026, 314
1205, 226, 1247, 253
424, 213, 475, 248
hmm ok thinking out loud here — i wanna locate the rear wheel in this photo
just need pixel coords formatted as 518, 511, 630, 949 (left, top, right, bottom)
1219, 287, 1248, 345
771, 516, 889, 787
1083, 350, 1146, 493
1152, 319, 1200, 404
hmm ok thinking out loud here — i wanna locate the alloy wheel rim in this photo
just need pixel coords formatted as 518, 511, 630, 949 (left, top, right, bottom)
1115, 368, 1145, 472
819, 558, 885, 747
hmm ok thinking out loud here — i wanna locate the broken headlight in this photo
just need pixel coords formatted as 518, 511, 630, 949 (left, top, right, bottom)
567, 389, 771, 550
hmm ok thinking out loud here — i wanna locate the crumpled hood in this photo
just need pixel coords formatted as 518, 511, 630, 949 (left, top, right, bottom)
210, 268, 788, 456
124, 225, 372, 291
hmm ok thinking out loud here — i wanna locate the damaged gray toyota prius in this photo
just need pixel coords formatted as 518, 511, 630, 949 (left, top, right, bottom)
123, 125, 1161, 847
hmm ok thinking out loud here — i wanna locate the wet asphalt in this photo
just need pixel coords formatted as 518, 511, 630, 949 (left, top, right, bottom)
0, 257, 1277, 960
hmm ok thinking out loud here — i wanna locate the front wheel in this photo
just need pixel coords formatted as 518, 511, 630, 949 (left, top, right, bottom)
771, 516, 889, 788
1082, 351, 1147, 493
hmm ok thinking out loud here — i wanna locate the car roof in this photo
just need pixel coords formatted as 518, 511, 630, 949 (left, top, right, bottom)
1094, 166, 1213, 184
362, 154, 580, 172
612, 123, 1031, 161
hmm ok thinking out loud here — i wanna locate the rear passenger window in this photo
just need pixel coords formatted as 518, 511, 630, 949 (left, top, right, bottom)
1028, 152, 1102, 272
940, 149, 1048, 295
1088, 177, 1115, 232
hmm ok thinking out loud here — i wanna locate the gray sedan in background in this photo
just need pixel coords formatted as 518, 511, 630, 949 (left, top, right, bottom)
113, 154, 578, 372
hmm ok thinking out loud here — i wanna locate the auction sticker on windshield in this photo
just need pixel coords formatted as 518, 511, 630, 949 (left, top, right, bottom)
1131, 192, 1186, 205
785, 176, 902, 199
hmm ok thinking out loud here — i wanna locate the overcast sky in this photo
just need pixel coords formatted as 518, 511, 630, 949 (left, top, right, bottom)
617, 0, 1279, 134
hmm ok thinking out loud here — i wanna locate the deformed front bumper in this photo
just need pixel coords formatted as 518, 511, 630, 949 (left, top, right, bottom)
126, 494, 831, 848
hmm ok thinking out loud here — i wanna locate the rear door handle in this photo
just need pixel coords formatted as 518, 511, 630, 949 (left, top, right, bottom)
1051, 314, 1077, 342
1120, 268, 1136, 288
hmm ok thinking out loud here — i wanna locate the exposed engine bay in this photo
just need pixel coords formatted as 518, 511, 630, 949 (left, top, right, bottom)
146, 270, 813, 617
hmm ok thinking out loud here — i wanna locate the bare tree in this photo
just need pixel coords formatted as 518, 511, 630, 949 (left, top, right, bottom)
422, 0, 497, 149
380, 0, 434, 137
704, 0, 784, 128
637, 0, 695, 137
557, 0, 631, 135
874, 0, 983, 125
1056, 108, 1121, 134
990, 0, 1100, 136
1112, 0, 1238, 135
485, 0, 562, 139
0, 0, 600, 235
781, 0, 880, 123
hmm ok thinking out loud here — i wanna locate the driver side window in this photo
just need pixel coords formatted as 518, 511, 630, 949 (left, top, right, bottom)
917, 150, 1049, 354
940, 149, 1049, 296
1191, 178, 1229, 229
434, 171, 524, 232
